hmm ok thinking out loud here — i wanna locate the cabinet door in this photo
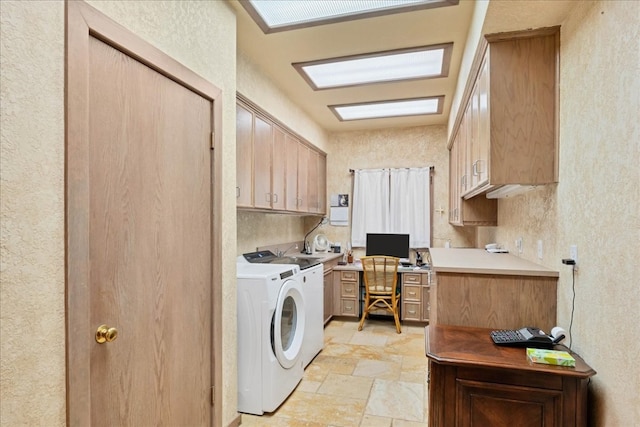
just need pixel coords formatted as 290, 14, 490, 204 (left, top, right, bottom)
317, 153, 327, 214
476, 55, 490, 187
422, 286, 430, 321
236, 103, 253, 207
323, 269, 333, 324
307, 150, 319, 213
448, 137, 459, 225
297, 144, 309, 212
253, 115, 272, 209
469, 81, 483, 189
456, 379, 561, 427
272, 127, 286, 210
284, 134, 299, 211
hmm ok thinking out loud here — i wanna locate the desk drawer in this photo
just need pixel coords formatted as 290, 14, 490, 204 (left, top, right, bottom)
340, 271, 358, 282
403, 284, 421, 302
341, 299, 357, 316
403, 273, 422, 284
403, 302, 422, 321
341, 282, 358, 298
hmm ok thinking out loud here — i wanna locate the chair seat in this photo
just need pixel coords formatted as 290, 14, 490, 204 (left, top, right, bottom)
358, 255, 401, 334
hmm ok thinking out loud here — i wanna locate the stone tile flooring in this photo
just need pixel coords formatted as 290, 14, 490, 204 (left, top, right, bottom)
241, 319, 429, 426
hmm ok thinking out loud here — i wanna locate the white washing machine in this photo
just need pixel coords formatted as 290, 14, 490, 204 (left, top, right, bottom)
297, 263, 324, 368
237, 263, 306, 415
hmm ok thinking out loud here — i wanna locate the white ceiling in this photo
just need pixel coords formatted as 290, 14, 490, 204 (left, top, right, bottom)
230, 0, 576, 133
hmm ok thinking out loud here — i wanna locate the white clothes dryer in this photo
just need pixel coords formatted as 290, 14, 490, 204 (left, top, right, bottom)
297, 263, 324, 368
237, 263, 306, 415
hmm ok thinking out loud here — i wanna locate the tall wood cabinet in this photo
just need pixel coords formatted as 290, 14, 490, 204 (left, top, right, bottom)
237, 95, 327, 215
449, 27, 559, 225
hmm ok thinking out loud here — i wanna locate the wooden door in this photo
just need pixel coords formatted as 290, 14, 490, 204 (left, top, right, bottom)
66, 3, 222, 426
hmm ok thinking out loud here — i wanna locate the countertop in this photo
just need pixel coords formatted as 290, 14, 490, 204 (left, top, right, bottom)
429, 248, 559, 277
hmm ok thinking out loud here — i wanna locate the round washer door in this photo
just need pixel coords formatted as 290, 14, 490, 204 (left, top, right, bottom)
271, 279, 305, 369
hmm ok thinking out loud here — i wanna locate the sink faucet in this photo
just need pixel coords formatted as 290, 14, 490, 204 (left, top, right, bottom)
276, 244, 298, 257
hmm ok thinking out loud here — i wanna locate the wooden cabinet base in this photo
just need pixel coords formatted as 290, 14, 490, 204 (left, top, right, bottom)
426, 325, 595, 427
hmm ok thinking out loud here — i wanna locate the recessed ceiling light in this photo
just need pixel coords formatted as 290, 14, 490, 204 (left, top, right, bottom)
240, 0, 459, 33
294, 44, 452, 90
329, 97, 444, 121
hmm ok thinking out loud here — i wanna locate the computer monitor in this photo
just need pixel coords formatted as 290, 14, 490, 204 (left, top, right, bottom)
365, 233, 410, 259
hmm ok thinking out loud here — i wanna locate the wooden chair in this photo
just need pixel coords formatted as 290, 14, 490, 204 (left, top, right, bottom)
358, 256, 401, 334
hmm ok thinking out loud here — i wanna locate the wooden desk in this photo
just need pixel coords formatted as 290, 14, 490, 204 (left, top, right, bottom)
332, 264, 432, 322
425, 324, 595, 427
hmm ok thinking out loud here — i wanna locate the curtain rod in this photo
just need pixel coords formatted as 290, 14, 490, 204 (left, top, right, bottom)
349, 166, 434, 173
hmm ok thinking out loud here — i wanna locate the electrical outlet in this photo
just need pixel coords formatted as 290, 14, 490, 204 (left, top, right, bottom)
570, 244, 578, 264
516, 237, 523, 254
537, 240, 543, 259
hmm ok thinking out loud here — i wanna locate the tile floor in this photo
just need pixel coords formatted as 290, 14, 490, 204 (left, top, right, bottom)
241, 319, 429, 427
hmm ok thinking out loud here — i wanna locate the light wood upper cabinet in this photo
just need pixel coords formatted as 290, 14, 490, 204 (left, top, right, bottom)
317, 154, 327, 215
271, 127, 286, 211
237, 95, 326, 215
449, 27, 559, 202
307, 149, 327, 215
296, 144, 309, 212
449, 123, 497, 227
284, 134, 299, 211
236, 103, 253, 208
253, 115, 273, 209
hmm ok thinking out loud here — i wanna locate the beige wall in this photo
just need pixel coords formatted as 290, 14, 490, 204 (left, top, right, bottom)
0, 1, 239, 425
484, 1, 639, 424
325, 126, 476, 259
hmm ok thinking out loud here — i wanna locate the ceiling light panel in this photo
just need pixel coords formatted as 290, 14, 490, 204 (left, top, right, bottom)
330, 97, 444, 121
241, 0, 458, 33
295, 45, 451, 89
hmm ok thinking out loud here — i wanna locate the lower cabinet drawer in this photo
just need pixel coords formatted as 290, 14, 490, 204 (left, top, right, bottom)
403, 302, 422, 321
341, 282, 358, 298
341, 298, 357, 316
403, 284, 421, 302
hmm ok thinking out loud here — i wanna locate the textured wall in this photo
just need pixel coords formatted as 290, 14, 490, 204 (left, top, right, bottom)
326, 125, 476, 260
0, 2, 66, 424
0, 1, 239, 425
489, 1, 640, 424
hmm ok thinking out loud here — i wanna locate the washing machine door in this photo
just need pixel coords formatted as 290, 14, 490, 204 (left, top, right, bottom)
271, 278, 305, 369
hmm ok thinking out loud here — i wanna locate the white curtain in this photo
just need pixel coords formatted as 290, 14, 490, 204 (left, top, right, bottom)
389, 167, 431, 248
351, 167, 431, 249
351, 169, 389, 247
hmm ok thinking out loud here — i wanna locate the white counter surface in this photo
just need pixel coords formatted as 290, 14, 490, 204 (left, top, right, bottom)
429, 248, 559, 277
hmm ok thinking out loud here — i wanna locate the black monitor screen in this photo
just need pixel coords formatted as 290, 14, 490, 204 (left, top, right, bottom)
366, 233, 410, 258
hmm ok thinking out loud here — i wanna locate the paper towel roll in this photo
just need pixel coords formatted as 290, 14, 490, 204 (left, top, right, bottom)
551, 326, 566, 340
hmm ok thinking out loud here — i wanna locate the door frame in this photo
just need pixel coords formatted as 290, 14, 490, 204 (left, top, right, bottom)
65, 1, 224, 425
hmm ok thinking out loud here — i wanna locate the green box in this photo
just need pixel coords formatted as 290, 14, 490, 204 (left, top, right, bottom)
526, 348, 576, 367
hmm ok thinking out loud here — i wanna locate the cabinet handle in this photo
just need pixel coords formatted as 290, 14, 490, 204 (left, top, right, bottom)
472, 160, 479, 176
408, 309, 416, 314
460, 175, 467, 190
408, 292, 416, 296
273, 193, 278, 203
236, 187, 240, 198
345, 288, 353, 293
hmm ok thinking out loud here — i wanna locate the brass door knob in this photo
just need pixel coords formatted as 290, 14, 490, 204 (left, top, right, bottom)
95, 324, 118, 344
